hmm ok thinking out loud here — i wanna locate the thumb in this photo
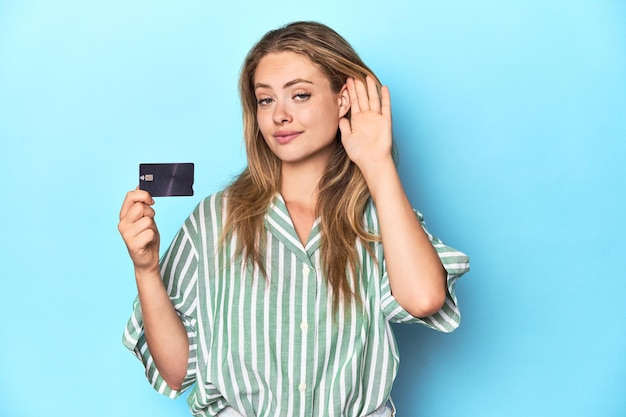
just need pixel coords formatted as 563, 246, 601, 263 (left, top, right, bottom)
338, 117, 351, 141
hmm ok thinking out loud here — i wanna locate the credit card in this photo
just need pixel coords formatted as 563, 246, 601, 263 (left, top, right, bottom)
139, 163, 194, 197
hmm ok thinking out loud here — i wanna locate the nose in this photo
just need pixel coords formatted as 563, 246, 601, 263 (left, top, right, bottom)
272, 100, 292, 125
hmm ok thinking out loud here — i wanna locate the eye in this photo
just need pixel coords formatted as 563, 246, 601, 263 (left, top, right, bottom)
293, 92, 311, 102
257, 97, 274, 106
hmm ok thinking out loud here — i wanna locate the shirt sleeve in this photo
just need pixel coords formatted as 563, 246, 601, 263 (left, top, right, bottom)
380, 210, 470, 332
122, 214, 200, 398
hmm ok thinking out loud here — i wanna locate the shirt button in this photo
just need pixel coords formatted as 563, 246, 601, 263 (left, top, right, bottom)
298, 383, 306, 392
300, 322, 308, 331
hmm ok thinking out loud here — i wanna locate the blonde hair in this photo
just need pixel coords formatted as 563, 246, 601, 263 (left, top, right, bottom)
224, 21, 382, 312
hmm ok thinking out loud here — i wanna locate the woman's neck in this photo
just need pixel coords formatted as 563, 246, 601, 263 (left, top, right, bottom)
279, 160, 327, 245
280, 160, 326, 210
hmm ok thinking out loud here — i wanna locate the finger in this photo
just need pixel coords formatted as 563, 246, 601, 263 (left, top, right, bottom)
119, 189, 154, 220
338, 117, 352, 140
119, 215, 157, 247
130, 216, 158, 240
125, 227, 158, 257
118, 205, 155, 244
354, 77, 370, 111
346, 77, 360, 113
121, 189, 153, 214
380, 85, 391, 118
366, 76, 381, 113
121, 203, 156, 227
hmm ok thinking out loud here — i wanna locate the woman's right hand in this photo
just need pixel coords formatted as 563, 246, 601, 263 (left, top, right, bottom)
118, 189, 189, 390
118, 189, 160, 273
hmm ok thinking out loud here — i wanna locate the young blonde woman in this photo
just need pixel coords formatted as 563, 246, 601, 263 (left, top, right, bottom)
119, 21, 469, 417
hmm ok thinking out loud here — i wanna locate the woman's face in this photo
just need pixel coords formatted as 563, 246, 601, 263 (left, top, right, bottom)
253, 51, 350, 170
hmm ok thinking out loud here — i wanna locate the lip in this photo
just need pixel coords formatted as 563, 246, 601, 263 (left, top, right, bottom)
273, 130, 302, 145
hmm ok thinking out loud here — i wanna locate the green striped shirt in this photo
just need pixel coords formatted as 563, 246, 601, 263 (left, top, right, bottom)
123, 191, 469, 417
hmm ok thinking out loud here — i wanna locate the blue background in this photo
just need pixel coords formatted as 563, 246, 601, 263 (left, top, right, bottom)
1, 1, 624, 416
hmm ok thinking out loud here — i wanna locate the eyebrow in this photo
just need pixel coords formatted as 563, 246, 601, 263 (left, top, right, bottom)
254, 78, 314, 90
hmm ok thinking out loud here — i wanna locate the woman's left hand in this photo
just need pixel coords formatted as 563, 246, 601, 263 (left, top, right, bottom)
341, 77, 447, 318
339, 75, 393, 174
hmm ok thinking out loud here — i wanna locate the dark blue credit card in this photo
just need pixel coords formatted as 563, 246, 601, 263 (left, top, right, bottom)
139, 163, 194, 197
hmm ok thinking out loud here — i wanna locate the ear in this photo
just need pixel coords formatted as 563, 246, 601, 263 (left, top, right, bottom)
337, 83, 351, 118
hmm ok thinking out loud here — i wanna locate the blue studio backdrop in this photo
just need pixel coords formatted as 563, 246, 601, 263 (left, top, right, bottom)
1, 1, 625, 416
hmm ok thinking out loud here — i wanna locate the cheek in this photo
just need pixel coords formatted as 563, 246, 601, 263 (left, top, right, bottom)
256, 114, 275, 149
314, 107, 340, 133
256, 111, 271, 135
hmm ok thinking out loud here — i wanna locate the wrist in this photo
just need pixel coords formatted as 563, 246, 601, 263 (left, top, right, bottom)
134, 264, 162, 282
359, 157, 398, 198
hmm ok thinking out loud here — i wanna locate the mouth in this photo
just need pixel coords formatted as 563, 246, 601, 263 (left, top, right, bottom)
274, 130, 302, 145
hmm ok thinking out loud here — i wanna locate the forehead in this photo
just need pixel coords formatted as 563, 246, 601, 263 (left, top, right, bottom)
253, 51, 327, 86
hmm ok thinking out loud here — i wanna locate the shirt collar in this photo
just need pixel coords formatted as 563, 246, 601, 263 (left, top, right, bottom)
265, 194, 322, 261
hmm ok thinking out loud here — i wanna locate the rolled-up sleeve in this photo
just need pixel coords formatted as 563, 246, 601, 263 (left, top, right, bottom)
380, 210, 470, 332
122, 219, 200, 398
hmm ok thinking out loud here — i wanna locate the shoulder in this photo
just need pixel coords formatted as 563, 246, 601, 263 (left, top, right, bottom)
199, 190, 227, 211
185, 190, 227, 231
